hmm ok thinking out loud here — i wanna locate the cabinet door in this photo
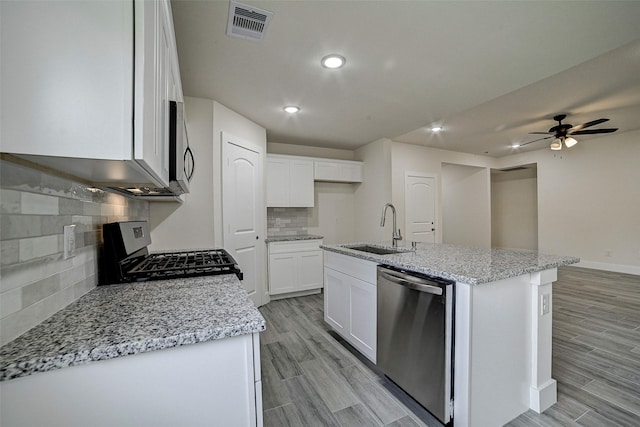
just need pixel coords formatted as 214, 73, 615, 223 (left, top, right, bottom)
289, 160, 314, 207
314, 161, 339, 181
298, 251, 324, 291
340, 163, 363, 183
268, 254, 297, 295
266, 158, 290, 207
324, 268, 349, 335
349, 278, 377, 362
133, 0, 171, 187
1, 1, 132, 160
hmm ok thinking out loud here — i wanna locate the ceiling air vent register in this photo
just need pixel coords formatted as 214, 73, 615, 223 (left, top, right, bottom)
227, 1, 273, 41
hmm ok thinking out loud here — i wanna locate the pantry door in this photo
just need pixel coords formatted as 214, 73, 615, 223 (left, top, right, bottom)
405, 172, 437, 243
222, 132, 265, 307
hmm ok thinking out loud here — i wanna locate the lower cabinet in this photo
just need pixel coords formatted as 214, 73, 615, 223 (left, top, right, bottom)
323, 251, 377, 362
268, 239, 323, 297
0, 333, 263, 427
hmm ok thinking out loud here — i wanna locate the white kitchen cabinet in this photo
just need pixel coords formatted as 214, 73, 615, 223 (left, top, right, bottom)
0, 333, 263, 427
266, 155, 314, 207
323, 251, 377, 362
268, 239, 323, 297
0, 0, 182, 188
314, 159, 363, 183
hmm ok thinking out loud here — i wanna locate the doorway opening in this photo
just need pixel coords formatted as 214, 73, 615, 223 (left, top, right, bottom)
490, 164, 538, 250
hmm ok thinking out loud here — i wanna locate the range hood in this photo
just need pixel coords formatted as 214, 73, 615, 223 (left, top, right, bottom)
107, 101, 194, 200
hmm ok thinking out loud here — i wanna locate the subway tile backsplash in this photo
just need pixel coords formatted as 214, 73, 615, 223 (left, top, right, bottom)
0, 160, 149, 346
267, 207, 310, 236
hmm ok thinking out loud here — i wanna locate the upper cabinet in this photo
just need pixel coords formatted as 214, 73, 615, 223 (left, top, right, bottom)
0, 0, 182, 188
266, 155, 314, 207
266, 154, 364, 207
314, 159, 363, 183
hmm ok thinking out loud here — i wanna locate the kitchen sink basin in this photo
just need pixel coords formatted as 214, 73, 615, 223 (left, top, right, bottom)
344, 244, 409, 255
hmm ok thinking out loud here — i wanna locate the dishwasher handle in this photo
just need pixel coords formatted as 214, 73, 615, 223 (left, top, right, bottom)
379, 269, 443, 296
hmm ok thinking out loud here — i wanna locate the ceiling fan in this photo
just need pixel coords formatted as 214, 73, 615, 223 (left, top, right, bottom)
519, 114, 618, 150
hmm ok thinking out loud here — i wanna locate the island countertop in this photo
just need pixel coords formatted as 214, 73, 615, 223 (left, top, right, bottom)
0, 275, 265, 382
321, 242, 579, 285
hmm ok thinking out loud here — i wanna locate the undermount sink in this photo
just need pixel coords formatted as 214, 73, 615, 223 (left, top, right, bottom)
344, 244, 409, 255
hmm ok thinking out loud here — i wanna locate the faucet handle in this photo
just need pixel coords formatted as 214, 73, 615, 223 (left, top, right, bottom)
397, 229, 403, 240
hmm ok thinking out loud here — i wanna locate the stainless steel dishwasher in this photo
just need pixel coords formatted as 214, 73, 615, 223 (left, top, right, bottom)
377, 265, 455, 426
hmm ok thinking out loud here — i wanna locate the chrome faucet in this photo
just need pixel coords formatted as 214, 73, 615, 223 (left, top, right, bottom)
380, 203, 403, 247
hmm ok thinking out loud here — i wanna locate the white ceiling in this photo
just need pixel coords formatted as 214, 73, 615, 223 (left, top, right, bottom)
171, 0, 640, 157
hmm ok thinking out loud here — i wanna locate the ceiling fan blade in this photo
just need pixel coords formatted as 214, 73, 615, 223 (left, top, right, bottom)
519, 135, 553, 146
569, 118, 609, 132
528, 131, 551, 135
571, 128, 618, 135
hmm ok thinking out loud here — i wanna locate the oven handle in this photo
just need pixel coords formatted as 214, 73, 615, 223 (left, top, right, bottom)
379, 270, 443, 295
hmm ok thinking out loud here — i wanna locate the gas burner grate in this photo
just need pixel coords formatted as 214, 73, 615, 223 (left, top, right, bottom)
125, 249, 242, 281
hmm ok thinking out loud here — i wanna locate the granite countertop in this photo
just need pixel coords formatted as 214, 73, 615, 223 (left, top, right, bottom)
0, 275, 265, 382
322, 242, 579, 285
266, 234, 324, 243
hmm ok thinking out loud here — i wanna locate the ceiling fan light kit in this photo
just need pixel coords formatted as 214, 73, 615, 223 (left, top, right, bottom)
520, 114, 618, 151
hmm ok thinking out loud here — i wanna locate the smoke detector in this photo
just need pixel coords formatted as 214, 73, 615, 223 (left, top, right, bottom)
227, 1, 273, 41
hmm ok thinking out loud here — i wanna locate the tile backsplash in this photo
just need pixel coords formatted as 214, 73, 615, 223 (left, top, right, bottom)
0, 160, 149, 346
267, 207, 309, 237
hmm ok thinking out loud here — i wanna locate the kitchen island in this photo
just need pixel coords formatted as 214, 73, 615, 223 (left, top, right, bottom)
0, 275, 265, 426
322, 242, 579, 427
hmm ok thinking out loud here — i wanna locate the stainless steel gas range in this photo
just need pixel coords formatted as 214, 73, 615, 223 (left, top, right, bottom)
101, 221, 242, 285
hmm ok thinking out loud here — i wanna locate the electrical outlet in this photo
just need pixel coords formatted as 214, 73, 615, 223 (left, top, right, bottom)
64, 225, 76, 259
275, 217, 282, 227
541, 293, 551, 315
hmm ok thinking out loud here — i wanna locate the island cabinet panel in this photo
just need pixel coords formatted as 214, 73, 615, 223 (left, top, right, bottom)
268, 240, 323, 297
453, 270, 558, 427
323, 251, 377, 362
0, 333, 263, 427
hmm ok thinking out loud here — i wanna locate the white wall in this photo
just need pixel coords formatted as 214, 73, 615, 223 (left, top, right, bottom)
390, 142, 493, 245
491, 168, 538, 250
150, 97, 214, 250
307, 182, 356, 244
353, 139, 393, 242
442, 164, 492, 248
497, 129, 640, 274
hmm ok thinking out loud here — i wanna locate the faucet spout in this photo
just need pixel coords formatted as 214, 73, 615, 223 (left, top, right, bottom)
380, 203, 402, 247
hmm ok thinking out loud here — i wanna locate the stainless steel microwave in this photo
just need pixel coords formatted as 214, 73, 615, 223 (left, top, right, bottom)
106, 101, 194, 200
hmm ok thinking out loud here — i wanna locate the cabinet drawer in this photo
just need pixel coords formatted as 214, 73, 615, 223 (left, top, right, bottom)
268, 240, 322, 254
324, 251, 377, 284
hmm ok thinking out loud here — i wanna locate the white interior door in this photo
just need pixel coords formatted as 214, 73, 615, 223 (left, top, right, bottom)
222, 133, 265, 307
405, 172, 436, 243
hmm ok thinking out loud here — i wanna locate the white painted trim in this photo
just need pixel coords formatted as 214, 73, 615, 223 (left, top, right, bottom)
575, 261, 640, 276
530, 379, 557, 413
529, 269, 556, 413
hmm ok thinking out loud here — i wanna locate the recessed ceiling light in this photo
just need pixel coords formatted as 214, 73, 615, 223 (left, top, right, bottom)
321, 54, 346, 69
431, 126, 443, 132
283, 106, 300, 114
511, 143, 521, 148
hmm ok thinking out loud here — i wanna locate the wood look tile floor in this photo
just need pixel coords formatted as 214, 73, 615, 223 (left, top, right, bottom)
259, 266, 640, 426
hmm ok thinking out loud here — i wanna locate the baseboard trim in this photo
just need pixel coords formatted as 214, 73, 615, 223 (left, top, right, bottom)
575, 261, 640, 276
530, 379, 557, 413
